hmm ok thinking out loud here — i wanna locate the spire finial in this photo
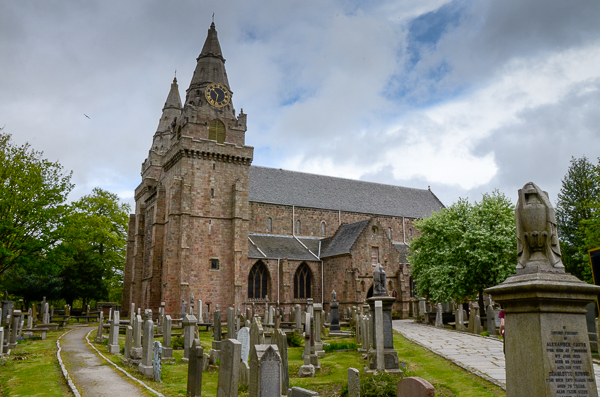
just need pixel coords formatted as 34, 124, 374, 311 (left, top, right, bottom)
212, 12, 215, 23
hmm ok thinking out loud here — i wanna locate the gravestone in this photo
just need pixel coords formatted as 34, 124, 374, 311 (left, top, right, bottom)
130, 302, 135, 324
162, 315, 173, 360
295, 305, 302, 332
181, 298, 186, 319
95, 310, 104, 343
435, 303, 443, 328
366, 295, 401, 372
138, 311, 154, 377
0, 327, 4, 356
197, 299, 203, 323
183, 314, 198, 362
486, 304, 496, 335
374, 301, 385, 370
347, 367, 360, 397
130, 314, 143, 362
240, 360, 250, 387
467, 302, 482, 334
585, 302, 598, 352
153, 341, 162, 382
486, 182, 600, 397
330, 302, 340, 332
397, 377, 435, 397
273, 329, 290, 393
227, 307, 236, 339
157, 302, 165, 334
455, 303, 466, 331
289, 387, 319, 397
249, 317, 264, 362
123, 325, 133, 363
187, 338, 204, 397
217, 339, 242, 397
107, 310, 121, 354
250, 345, 281, 397
298, 312, 315, 377
246, 307, 252, 324
313, 304, 324, 356
8, 310, 21, 349
213, 309, 222, 350
237, 326, 251, 362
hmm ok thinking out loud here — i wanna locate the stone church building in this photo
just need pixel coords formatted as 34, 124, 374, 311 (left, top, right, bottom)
122, 22, 444, 318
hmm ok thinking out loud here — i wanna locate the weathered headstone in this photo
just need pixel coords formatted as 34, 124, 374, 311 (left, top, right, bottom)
95, 310, 104, 343
227, 307, 236, 340
130, 314, 143, 361
330, 302, 340, 332
250, 345, 281, 397
374, 300, 385, 370
313, 304, 324, 356
237, 326, 251, 362
347, 368, 360, 397
162, 315, 173, 361
138, 310, 154, 377
455, 303, 466, 331
187, 338, 204, 397
197, 299, 203, 323
250, 317, 264, 362
397, 377, 435, 397
298, 313, 315, 377
486, 304, 496, 335
107, 310, 121, 354
289, 387, 319, 397
240, 360, 250, 387
435, 303, 443, 328
467, 302, 480, 334
153, 340, 162, 382
182, 314, 198, 362
486, 182, 600, 397
217, 339, 242, 397
123, 325, 133, 363
273, 329, 290, 393
8, 310, 21, 349
295, 305, 302, 332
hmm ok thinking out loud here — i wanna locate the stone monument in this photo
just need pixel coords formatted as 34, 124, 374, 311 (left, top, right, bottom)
330, 291, 340, 332
486, 182, 600, 397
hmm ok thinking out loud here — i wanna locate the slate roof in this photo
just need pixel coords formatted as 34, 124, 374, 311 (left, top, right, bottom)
393, 242, 409, 264
248, 166, 444, 219
248, 233, 321, 261
320, 219, 370, 258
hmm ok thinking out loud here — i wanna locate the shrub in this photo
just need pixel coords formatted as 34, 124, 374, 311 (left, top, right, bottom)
286, 332, 304, 347
323, 342, 358, 352
480, 331, 490, 337
339, 372, 400, 397
172, 336, 184, 350
391, 311, 402, 320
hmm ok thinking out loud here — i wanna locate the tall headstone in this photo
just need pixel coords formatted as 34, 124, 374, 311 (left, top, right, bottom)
197, 299, 203, 323
435, 303, 443, 328
162, 315, 173, 360
330, 302, 340, 332
455, 303, 466, 331
182, 314, 198, 362
217, 339, 242, 397
95, 310, 104, 343
419, 298, 427, 324
486, 304, 496, 335
153, 341, 162, 382
467, 302, 480, 334
374, 301, 385, 371
486, 182, 600, 397
227, 307, 236, 340
298, 313, 315, 377
181, 298, 186, 320
138, 310, 154, 377
124, 325, 133, 363
187, 339, 204, 397
0, 327, 4, 356
264, 295, 269, 323
8, 310, 21, 349
130, 302, 135, 324
295, 305, 302, 332
273, 329, 290, 393
249, 317, 264, 362
313, 304, 324, 356
130, 314, 143, 361
107, 310, 121, 354
250, 345, 281, 397
237, 326, 251, 363
347, 368, 360, 397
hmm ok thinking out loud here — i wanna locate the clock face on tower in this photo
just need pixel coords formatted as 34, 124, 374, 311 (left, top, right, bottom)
205, 83, 231, 108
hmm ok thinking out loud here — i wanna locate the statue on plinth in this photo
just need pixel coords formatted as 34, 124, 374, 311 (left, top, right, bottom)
372, 263, 388, 297
515, 182, 564, 273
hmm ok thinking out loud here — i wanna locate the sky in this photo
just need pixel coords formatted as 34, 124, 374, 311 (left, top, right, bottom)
2, 0, 600, 211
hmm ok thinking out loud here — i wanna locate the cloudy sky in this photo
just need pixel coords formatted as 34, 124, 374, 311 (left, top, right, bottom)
2, 0, 600, 211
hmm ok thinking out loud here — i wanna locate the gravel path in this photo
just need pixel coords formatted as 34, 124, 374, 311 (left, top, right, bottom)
59, 326, 149, 397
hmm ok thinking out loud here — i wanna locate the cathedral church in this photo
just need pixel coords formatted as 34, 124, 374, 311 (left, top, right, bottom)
122, 22, 444, 319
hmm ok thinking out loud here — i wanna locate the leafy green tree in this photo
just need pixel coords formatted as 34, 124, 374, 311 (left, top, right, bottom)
555, 156, 599, 283
60, 188, 131, 306
409, 191, 517, 307
0, 131, 73, 275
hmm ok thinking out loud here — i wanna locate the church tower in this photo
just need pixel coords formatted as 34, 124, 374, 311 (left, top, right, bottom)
123, 22, 253, 315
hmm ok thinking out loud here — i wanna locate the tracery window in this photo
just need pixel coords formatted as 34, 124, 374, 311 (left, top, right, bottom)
248, 261, 269, 299
208, 119, 225, 143
294, 262, 312, 299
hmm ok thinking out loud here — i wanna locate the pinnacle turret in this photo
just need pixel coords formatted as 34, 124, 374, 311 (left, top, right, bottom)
156, 78, 182, 134
163, 77, 182, 111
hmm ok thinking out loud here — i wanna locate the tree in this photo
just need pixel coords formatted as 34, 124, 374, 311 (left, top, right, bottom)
409, 191, 517, 307
555, 156, 600, 283
0, 131, 73, 275
59, 188, 131, 306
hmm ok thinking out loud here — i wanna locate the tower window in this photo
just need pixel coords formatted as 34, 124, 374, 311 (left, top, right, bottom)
213, 163, 215, 170
208, 119, 225, 143
295, 219, 301, 235
267, 218, 272, 233
321, 221, 326, 236
210, 258, 219, 270
210, 188, 214, 198
388, 227, 392, 239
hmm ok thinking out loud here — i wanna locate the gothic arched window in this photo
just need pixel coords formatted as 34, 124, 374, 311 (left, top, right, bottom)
208, 119, 225, 143
294, 262, 312, 299
248, 261, 269, 299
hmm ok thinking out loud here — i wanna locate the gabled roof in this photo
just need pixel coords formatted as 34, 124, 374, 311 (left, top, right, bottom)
248, 234, 320, 261
248, 166, 444, 219
320, 219, 370, 258
393, 242, 409, 264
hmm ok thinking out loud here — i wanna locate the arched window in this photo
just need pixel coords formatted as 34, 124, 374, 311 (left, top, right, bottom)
208, 119, 225, 143
294, 263, 312, 299
267, 218, 272, 233
408, 229, 413, 241
295, 219, 301, 235
321, 221, 326, 236
248, 261, 269, 299
388, 227, 392, 239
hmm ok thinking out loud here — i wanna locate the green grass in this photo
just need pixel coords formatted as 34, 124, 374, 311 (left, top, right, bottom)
93, 326, 505, 397
0, 330, 72, 396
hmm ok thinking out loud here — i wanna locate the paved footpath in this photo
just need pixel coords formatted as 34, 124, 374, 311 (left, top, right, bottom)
60, 325, 150, 397
392, 319, 600, 393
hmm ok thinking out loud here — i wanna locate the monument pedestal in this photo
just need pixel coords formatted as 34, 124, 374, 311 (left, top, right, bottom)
366, 296, 401, 373
486, 272, 600, 397
330, 302, 340, 332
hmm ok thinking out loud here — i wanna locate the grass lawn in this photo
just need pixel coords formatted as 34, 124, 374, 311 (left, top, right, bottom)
0, 330, 72, 397
93, 326, 506, 397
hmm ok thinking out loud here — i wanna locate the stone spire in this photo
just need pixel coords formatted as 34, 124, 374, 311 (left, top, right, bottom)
156, 77, 182, 134
187, 22, 231, 94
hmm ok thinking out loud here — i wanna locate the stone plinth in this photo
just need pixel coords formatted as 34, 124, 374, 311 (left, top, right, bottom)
486, 272, 600, 397
366, 297, 401, 373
